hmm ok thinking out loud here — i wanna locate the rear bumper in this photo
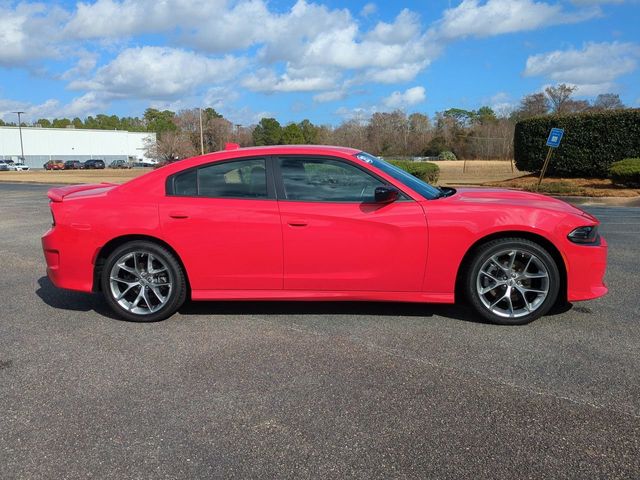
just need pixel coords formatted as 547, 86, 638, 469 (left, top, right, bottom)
565, 236, 608, 302
42, 226, 95, 292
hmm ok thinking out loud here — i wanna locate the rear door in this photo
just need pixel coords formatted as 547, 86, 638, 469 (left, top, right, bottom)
275, 155, 428, 292
159, 157, 282, 291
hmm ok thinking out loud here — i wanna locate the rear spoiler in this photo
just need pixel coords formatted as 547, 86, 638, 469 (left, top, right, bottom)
47, 183, 117, 202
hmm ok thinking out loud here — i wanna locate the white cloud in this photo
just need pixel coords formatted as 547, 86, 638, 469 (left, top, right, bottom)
0, 93, 106, 123
570, 0, 623, 4
203, 87, 240, 111
242, 68, 338, 93
60, 50, 99, 81
365, 9, 421, 45
335, 106, 378, 123
434, 0, 600, 40
313, 90, 348, 103
64, 0, 226, 40
382, 86, 426, 109
63, 1, 437, 95
524, 42, 640, 95
360, 3, 377, 17
69, 47, 246, 100
0, 3, 66, 66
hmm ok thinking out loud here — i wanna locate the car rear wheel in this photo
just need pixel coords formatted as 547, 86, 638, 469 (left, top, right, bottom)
465, 238, 560, 325
101, 241, 186, 322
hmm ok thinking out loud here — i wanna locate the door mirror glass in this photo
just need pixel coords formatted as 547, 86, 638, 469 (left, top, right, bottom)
374, 186, 399, 204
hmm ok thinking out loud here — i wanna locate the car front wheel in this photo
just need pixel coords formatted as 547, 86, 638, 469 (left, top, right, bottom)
465, 238, 560, 325
101, 241, 186, 322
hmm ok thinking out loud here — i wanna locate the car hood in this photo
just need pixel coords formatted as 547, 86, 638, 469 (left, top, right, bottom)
439, 187, 597, 221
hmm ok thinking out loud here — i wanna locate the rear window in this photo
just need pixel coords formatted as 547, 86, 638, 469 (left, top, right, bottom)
168, 158, 268, 199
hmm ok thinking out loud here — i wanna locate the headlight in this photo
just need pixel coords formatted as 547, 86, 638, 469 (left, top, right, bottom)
568, 225, 599, 244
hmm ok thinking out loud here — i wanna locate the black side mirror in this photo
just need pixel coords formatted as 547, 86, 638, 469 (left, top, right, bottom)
374, 185, 399, 204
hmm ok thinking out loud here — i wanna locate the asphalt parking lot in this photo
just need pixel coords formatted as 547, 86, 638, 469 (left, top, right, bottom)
1, 182, 639, 479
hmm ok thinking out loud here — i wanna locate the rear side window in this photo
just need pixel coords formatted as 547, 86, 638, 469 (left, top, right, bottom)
169, 158, 267, 199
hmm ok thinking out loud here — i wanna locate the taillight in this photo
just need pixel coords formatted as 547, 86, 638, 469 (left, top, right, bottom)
50, 204, 56, 226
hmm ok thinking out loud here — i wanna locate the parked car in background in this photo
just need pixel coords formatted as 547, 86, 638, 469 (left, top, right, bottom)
109, 159, 132, 169
11, 163, 30, 171
44, 160, 65, 170
0, 160, 10, 171
83, 159, 105, 169
42, 145, 608, 325
64, 160, 83, 170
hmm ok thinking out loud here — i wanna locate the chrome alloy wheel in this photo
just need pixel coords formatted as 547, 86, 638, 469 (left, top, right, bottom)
476, 249, 550, 319
109, 250, 173, 315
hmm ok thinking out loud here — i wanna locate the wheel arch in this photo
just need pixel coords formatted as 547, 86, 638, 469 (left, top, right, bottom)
454, 230, 567, 305
92, 234, 191, 294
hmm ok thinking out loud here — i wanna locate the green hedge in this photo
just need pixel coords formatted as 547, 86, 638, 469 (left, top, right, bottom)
514, 109, 640, 178
390, 160, 440, 184
609, 158, 640, 187
438, 150, 457, 161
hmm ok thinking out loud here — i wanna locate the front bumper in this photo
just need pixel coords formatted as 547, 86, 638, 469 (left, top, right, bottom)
565, 236, 608, 302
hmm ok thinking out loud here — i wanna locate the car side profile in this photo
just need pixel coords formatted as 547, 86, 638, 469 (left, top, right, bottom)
64, 160, 83, 170
44, 160, 65, 170
83, 159, 105, 169
42, 145, 608, 325
109, 159, 132, 169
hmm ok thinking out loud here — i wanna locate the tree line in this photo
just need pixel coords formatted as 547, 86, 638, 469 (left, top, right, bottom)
0, 85, 627, 161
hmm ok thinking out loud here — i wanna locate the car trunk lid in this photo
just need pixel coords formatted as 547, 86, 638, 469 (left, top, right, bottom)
47, 183, 117, 202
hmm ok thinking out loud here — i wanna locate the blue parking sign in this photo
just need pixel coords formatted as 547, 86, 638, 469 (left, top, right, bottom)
546, 128, 564, 148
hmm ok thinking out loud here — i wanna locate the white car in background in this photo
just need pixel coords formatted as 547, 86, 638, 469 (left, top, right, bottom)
11, 163, 30, 171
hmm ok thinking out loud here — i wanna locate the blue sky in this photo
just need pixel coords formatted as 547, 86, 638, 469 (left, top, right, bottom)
0, 0, 638, 126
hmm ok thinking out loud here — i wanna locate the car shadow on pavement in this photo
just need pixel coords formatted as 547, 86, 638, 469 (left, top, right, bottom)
35, 276, 121, 320
36, 275, 572, 324
179, 300, 492, 324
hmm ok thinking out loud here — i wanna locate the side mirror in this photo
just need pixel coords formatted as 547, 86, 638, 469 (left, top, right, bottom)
374, 185, 399, 204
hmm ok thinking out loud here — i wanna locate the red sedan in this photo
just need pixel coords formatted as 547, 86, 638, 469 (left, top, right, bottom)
41, 145, 607, 325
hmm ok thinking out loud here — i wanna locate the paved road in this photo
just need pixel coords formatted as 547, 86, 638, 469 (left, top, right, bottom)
1, 183, 638, 479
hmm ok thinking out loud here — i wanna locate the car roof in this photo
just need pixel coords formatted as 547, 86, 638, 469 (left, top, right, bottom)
224, 145, 361, 155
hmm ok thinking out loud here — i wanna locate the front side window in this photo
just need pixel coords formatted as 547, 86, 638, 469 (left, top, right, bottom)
278, 157, 385, 202
355, 151, 441, 200
170, 158, 267, 199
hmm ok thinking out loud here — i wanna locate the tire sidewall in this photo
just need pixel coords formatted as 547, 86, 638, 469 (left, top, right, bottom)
466, 239, 560, 325
101, 241, 186, 322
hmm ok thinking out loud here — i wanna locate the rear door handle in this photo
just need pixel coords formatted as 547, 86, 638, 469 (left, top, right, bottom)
169, 212, 189, 219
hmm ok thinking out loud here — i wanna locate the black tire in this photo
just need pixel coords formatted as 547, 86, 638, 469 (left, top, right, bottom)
465, 238, 560, 325
101, 240, 186, 322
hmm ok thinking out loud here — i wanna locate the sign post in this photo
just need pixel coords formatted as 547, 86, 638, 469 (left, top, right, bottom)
537, 128, 564, 189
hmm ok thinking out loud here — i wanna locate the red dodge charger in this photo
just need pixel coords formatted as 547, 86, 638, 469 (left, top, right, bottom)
42, 145, 607, 325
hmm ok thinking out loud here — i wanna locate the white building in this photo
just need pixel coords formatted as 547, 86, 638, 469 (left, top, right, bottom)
0, 126, 156, 168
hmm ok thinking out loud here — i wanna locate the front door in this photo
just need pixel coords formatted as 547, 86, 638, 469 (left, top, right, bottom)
275, 156, 428, 292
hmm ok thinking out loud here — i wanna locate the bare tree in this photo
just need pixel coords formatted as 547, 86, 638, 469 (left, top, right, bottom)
593, 93, 625, 110
545, 84, 577, 113
515, 93, 550, 119
144, 131, 197, 161
562, 99, 590, 113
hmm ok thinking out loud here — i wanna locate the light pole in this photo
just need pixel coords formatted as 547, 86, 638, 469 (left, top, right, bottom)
199, 108, 204, 155
12, 111, 25, 161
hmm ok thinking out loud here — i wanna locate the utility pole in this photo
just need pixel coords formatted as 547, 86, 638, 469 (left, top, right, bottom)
12, 111, 25, 161
199, 108, 204, 155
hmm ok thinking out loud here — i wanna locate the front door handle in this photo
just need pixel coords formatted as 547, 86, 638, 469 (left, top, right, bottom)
169, 212, 189, 219
288, 221, 308, 227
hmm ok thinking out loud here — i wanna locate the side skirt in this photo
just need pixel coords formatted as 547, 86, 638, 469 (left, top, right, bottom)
191, 289, 454, 304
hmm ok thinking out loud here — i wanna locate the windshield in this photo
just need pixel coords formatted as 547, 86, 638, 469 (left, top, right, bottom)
355, 152, 442, 200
